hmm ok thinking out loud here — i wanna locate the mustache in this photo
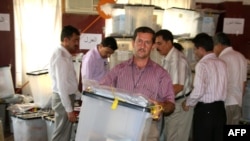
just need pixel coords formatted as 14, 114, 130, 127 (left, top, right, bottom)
138, 48, 146, 52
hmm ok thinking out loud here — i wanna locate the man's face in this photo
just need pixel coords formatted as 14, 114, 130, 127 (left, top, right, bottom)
99, 45, 114, 58
194, 46, 204, 61
154, 36, 171, 56
133, 32, 154, 59
66, 33, 80, 52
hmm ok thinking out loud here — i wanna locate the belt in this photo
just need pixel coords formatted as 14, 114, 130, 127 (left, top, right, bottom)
175, 91, 191, 101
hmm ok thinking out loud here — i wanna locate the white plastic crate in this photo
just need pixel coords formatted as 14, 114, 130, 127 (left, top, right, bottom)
44, 116, 78, 141
0, 66, 15, 99
75, 91, 152, 141
26, 70, 52, 108
11, 114, 47, 141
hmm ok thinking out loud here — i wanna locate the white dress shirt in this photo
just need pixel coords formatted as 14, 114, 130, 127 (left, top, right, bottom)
49, 46, 78, 112
177, 52, 193, 97
162, 47, 192, 97
219, 47, 247, 107
162, 47, 181, 85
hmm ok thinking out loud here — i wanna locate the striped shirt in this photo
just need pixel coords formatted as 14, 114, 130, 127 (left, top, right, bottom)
186, 53, 227, 107
100, 57, 175, 103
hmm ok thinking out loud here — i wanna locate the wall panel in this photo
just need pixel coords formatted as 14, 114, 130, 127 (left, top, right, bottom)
0, 0, 15, 88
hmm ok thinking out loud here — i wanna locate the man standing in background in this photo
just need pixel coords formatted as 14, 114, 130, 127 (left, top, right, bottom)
49, 25, 80, 141
154, 29, 193, 141
213, 32, 248, 125
81, 36, 118, 89
182, 33, 227, 141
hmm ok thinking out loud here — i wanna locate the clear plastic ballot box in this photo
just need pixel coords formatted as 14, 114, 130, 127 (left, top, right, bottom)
44, 115, 78, 141
26, 69, 52, 108
11, 113, 48, 141
75, 91, 152, 141
0, 66, 15, 99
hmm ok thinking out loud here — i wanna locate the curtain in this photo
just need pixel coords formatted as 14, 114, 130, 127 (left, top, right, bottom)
14, 0, 62, 93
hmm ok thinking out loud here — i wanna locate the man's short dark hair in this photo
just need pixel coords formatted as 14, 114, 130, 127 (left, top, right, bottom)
61, 25, 80, 41
213, 32, 231, 46
101, 36, 118, 51
133, 26, 155, 43
192, 33, 214, 51
155, 29, 174, 43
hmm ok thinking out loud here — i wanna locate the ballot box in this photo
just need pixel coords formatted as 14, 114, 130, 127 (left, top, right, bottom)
11, 113, 48, 141
75, 91, 152, 141
26, 69, 52, 109
44, 116, 54, 141
44, 115, 78, 141
0, 66, 15, 99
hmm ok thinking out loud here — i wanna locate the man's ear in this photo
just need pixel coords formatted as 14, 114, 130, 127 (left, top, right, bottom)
197, 47, 205, 56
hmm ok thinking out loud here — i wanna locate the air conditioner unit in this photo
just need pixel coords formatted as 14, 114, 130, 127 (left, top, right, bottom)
65, 0, 98, 14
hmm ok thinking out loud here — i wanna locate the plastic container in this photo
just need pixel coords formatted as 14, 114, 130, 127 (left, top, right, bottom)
75, 91, 152, 141
109, 50, 133, 69
44, 116, 78, 141
11, 113, 48, 141
125, 5, 154, 35
26, 69, 52, 108
0, 66, 15, 99
44, 116, 54, 141
72, 53, 83, 84
112, 14, 126, 35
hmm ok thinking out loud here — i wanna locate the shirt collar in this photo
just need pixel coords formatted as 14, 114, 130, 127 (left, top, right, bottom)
128, 57, 154, 67
200, 52, 216, 61
93, 46, 103, 59
219, 47, 233, 57
164, 47, 175, 61
59, 45, 72, 59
